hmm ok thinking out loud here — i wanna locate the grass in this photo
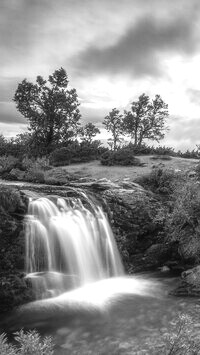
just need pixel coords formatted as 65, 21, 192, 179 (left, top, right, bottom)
61, 156, 198, 182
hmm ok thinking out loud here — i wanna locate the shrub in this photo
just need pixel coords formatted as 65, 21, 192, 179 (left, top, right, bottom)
177, 149, 200, 159
161, 313, 200, 354
100, 148, 142, 166
0, 330, 54, 355
0, 187, 23, 213
21, 157, 50, 171
9, 157, 50, 183
0, 155, 20, 174
49, 146, 76, 166
50, 140, 102, 166
120, 143, 175, 156
166, 181, 200, 244
195, 163, 200, 180
123, 143, 153, 155
136, 168, 185, 195
25, 169, 45, 183
152, 145, 175, 156
0, 155, 50, 182
150, 155, 172, 161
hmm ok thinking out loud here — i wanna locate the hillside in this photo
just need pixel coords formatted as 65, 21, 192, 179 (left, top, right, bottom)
61, 155, 198, 182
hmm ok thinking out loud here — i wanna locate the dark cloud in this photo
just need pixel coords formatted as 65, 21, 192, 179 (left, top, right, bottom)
0, 0, 60, 72
0, 77, 21, 102
0, 102, 26, 124
75, 15, 199, 78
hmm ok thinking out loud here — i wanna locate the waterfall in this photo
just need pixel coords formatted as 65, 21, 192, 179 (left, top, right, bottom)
25, 195, 124, 298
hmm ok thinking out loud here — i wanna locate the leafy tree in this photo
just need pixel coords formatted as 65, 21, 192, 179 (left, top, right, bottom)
123, 93, 169, 147
79, 122, 100, 144
103, 108, 124, 151
13, 68, 81, 154
10, 132, 32, 157
0, 134, 7, 156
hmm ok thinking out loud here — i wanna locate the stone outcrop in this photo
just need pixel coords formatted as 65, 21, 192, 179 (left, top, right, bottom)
0, 186, 35, 313
98, 180, 169, 272
171, 265, 200, 296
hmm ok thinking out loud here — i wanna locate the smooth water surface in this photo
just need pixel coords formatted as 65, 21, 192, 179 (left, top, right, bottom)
2, 275, 200, 355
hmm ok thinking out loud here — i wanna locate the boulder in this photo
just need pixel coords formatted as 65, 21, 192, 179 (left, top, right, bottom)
0, 273, 35, 314
0, 186, 32, 313
178, 234, 200, 263
97, 181, 170, 272
171, 265, 200, 296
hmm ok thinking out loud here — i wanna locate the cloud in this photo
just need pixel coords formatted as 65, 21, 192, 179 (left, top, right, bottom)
187, 88, 200, 105
0, 102, 26, 124
74, 15, 199, 78
80, 105, 107, 125
162, 116, 200, 151
0, 122, 27, 138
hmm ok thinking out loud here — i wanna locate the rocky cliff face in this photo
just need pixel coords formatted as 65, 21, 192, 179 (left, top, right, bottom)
0, 186, 35, 313
96, 180, 173, 272
171, 266, 200, 296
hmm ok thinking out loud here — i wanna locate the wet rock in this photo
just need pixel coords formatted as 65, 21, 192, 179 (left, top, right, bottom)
0, 186, 32, 313
98, 183, 167, 272
171, 265, 200, 296
142, 243, 173, 269
178, 235, 200, 263
159, 265, 170, 273
188, 170, 197, 178
0, 273, 35, 313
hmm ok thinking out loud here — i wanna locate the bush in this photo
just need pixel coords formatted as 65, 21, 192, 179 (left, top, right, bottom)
0, 330, 54, 355
0, 187, 23, 213
21, 157, 50, 172
152, 145, 175, 156
177, 149, 200, 159
150, 155, 172, 161
0, 156, 50, 183
122, 143, 153, 155
0, 156, 20, 174
120, 143, 175, 156
100, 148, 142, 166
136, 168, 185, 195
24, 169, 45, 183
195, 163, 200, 180
166, 182, 200, 242
50, 140, 102, 166
161, 313, 200, 355
49, 145, 77, 166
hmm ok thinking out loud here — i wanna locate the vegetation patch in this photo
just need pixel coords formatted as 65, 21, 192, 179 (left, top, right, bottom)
101, 148, 142, 166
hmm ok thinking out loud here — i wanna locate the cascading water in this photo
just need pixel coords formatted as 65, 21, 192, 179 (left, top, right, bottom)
25, 194, 124, 298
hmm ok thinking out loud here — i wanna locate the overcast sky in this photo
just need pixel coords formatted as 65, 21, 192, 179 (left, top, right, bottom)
1, 0, 200, 151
